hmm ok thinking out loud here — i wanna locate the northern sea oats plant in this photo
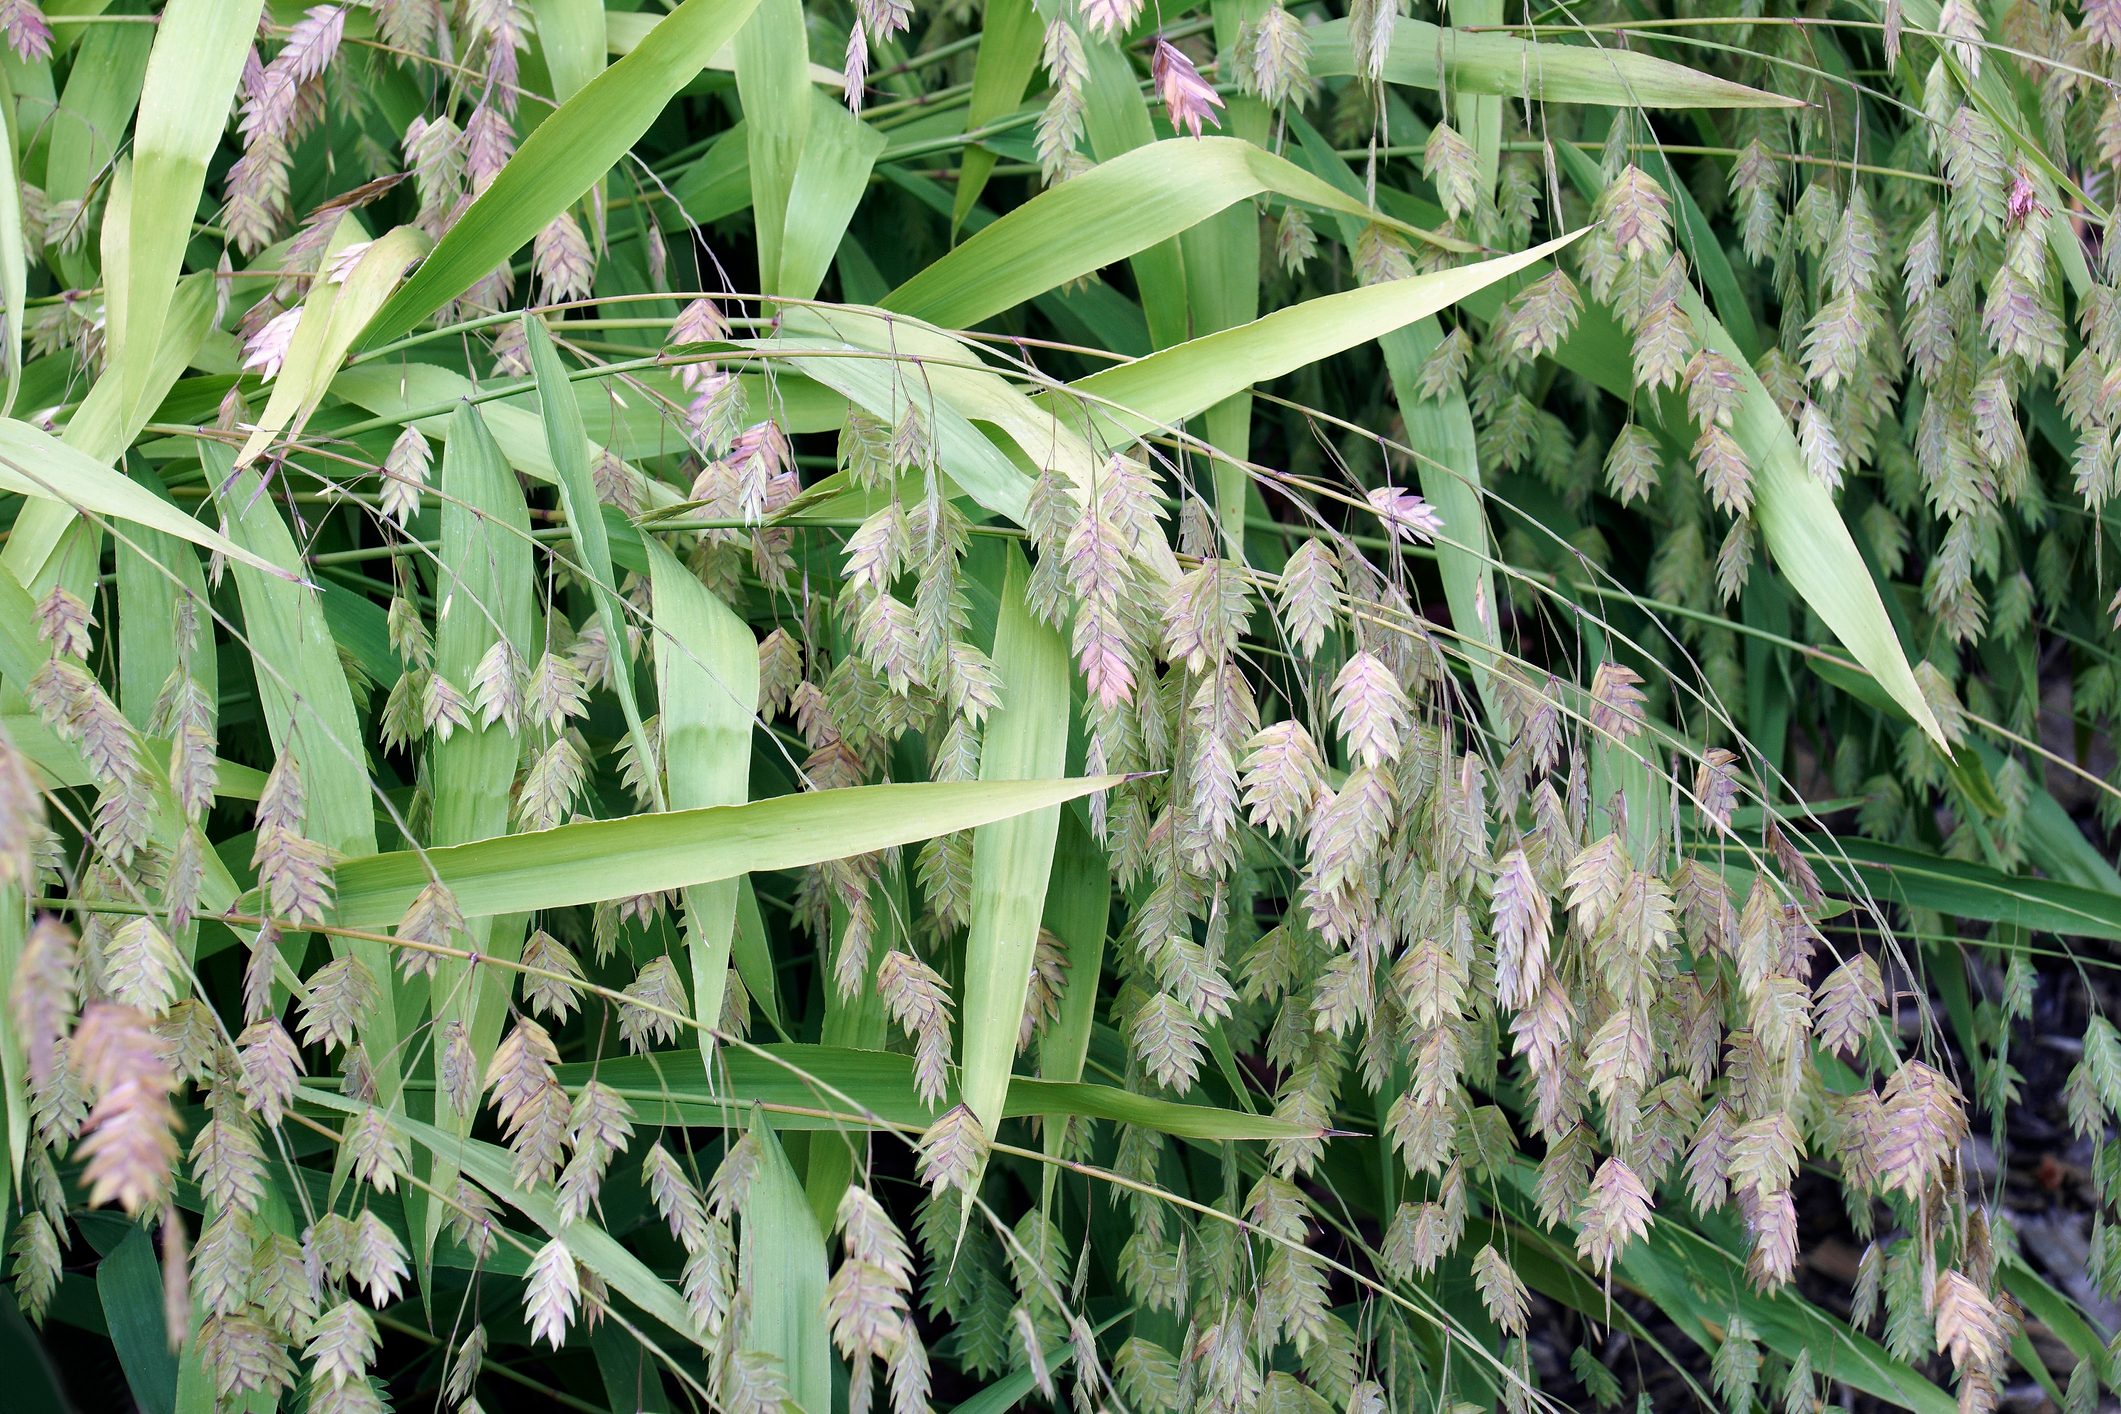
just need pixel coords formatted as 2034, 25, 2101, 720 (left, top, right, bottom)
0, 2, 2119, 1413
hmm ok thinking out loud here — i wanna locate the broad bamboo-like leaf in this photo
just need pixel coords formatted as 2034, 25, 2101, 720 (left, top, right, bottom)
44, 20, 152, 288
778, 92, 885, 302
2, 257, 228, 603
418, 402, 540, 1280
1453, 0, 1505, 192
359, 0, 766, 347
199, 446, 374, 849
1792, 835, 2121, 944
1061, 230, 1580, 439
74, 269, 220, 466
112, 494, 218, 731
737, 1112, 832, 1413
766, 307, 1183, 583
202, 442, 408, 1124
1609, 1200, 1955, 1414
550, 1045, 1318, 1141
1292, 114, 1504, 718
96, 1225, 179, 1414
1036, 811, 1111, 1203
1177, 68, 1270, 558
524, 315, 665, 807
0, 414, 288, 581
535, 0, 608, 103
325, 776, 1119, 927
646, 537, 759, 1069
0, 63, 24, 406
17, 0, 2118, 1402
951, 0, 1042, 231
758, 328, 1040, 524
1079, 34, 1193, 352
959, 548, 1072, 1144
1686, 295, 1946, 746
114, 0, 263, 412
734, 0, 812, 297
0, 896, 22, 1202
882, 137, 1471, 329
1308, 17, 1804, 108
302, 1087, 701, 1344
330, 362, 685, 514
237, 221, 431, 465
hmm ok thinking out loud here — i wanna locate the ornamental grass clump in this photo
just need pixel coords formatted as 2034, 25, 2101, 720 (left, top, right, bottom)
3, 2, 2121, 1412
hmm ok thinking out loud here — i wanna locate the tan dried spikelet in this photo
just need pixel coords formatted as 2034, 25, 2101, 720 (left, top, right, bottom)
1017, 927, 1069, 1054
235, 1019, 303, 1127
556, 1080, 635, 1223
1740, 1185, 1799, 1290
915, 1103, 988, 1198
642, 1141, 709, 1251
298, 955, 376, 1053
1471, 1244, 1529, 1335
1876, 1060, 1969, 1199
484, 1015, 559, 1117
345, 1108, 408, 1193
1573, 1155, 1652, 1274
1813, 954, 1885, 1058
523, 1237, 581, 1347
618, 954, 687, 1052
519, 928, 586, 1021
1934, 1268, 2006, 1373
1490, 848, 1551, 1012
393, 880, 467, 979
826, 1185, 914, 1358
189, 1110, 266, 1215
1588, 661, 1647, 741
1275, 539, 1342, 658
70, 1002, 182, 1215
1693, 747, 1740, 831
873, 949, 950, 1119
348, 1208, 409, 1305
12, 915, 78, 1090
